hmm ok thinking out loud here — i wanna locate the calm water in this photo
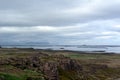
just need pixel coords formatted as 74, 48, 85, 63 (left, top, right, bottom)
2, 45, 120, 53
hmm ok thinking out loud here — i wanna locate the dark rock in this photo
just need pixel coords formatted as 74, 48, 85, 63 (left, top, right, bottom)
58, 58, 82, 71
0, 52, 83, 80
43, 62, 59, 80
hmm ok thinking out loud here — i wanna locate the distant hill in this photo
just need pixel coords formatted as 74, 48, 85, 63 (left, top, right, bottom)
24, 42, 50, 45
0, 41, 50, 46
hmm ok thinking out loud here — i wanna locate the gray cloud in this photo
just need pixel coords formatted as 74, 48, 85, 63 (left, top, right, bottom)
0, 0, 120, 45
0, 0, 120, 26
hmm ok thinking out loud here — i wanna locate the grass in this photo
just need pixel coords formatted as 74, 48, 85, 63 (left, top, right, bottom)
0, 73, 24, 80
63, 53, 120, 59
0, 73, 45, 80
58, 66, 120, 80
0, 48, 120, 80
0, 65, 44, 80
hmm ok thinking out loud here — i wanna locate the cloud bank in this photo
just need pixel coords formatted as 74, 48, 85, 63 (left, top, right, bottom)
0, 0, 120, 45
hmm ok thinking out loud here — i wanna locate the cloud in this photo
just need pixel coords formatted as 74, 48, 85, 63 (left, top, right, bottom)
0, 26, 58, 33
0, 0, 120, 26
1, 19, 120, 44
0, 0, 120, 45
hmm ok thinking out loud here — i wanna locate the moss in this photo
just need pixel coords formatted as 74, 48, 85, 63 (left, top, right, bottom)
0, 73, 23, 80
0, 66, 45, 80
58, 67, 78, 80
0, 72, 45, 80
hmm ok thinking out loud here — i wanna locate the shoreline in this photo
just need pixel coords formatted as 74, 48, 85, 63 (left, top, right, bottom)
0, 47, 118, 54
1, 45, 120, 54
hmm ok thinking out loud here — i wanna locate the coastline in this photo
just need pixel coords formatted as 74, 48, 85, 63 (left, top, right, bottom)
1, 45, 120, 54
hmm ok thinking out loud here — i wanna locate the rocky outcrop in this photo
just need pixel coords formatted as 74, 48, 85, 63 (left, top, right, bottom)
58, 58, 82, 71
43, 62, 59, 80
0, 52, 111, 80
0, 53, 83, 80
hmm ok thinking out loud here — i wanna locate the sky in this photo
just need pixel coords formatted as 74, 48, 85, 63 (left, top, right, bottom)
0, 0, 120, 45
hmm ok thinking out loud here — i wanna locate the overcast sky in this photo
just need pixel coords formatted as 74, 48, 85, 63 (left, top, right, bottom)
0, 0, 120, 45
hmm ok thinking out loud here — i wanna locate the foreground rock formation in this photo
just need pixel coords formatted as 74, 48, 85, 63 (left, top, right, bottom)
0, 53, 83, 80
0, 48, 120, 80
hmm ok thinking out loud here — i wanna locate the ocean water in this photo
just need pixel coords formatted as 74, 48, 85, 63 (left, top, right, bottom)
1, 45, 120, 53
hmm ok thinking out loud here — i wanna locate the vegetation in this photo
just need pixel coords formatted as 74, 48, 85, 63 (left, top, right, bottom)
0, 48, 120, 80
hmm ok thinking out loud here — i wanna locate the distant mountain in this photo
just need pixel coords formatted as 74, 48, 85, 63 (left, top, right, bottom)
24, 42, 50, 45
0, 41, 50, 45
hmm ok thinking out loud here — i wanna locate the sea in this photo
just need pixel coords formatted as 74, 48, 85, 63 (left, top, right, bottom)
1, 45, 120, 54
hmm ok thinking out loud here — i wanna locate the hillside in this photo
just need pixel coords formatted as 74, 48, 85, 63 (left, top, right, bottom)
0, 48, 120, 80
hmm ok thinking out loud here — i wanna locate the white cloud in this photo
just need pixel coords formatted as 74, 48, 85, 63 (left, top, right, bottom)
62, 32, 93, 36
0, 26, 58, 33
114, 25, 120, 28
96, 36, 113, 39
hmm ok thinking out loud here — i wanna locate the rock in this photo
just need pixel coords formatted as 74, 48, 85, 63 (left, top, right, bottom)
0, 52, 83, 80
43, 62, 59, 80
58, 58, 82, 71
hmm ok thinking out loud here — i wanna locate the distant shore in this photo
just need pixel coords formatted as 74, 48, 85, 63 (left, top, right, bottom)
1, 45, 120, 53
0, 47, 117, 54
